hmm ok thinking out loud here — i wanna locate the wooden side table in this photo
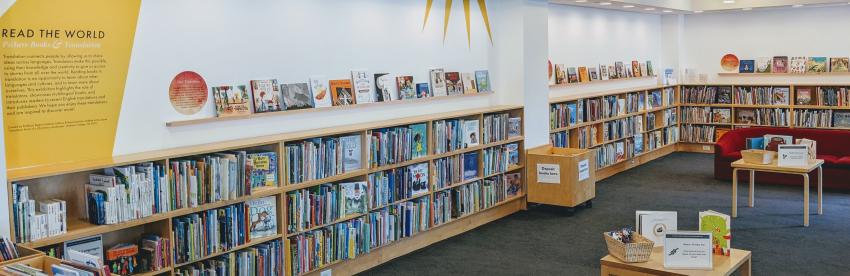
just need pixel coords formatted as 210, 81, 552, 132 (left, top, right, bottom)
600, 247, 751, 276
730, 159, 824, 227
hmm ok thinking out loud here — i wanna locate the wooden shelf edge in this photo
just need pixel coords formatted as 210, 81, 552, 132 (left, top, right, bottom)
549, 76, 658, 89
718, 72, 850, 76
173, 234, 282, 268
166, 93, 495, 127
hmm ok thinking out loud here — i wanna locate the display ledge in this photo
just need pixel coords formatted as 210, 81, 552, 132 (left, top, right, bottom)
174, 234, 282, 268
679, 103, 732, 107
166, 92, 493, 127
635, 143, 677, 158
549, 76, 657, 89
549, 84, 673, 103
717, 72, 850, 76
791, 126, 850, 130
20, 186, 282, 248
645, 106, 677, 113
135, 266, 173, 276
679, 141, 716, 145
297, 194, 525, 276
734, 124, 790, 128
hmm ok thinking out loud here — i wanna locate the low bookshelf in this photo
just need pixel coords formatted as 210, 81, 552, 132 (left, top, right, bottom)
549, 85, 680, 180
550, 83, 850, 180
8, 105, 526, 276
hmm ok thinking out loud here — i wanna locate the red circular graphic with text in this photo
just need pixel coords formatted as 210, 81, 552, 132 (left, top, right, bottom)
720, 54, 739, 72
169, 71, 208, 115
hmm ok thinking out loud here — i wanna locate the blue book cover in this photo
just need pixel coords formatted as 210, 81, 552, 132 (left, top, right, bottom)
415, 83, 430, 98
463, 152, 479, 180
745, 137, 764, 149
567, 103, 577, 125
739, 60, 755, 73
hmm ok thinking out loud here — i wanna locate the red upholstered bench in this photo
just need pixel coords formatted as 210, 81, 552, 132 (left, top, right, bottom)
714, 127, 850, 189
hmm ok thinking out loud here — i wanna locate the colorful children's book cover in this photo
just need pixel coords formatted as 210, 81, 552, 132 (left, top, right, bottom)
756, 57, 772, 73
330, 79, 355, 106
807, 57, 828, 73
430, 68, 448, 97
699, 210, 731, 256
341, 181, 367, 216
415, 83, 431, 98
789, 56, 807, 73
795, 87, 812, 105
830, 57, 849, 73
213, 85, 252, 117
567, 67, 579, 83
739, 60, 755, 73
772, 56, 788, 73
374, 73, 398, 102
351, 70, 374, 104
445, 72, 464, 96
463, 151, 479, 180
463, 119, 480, 147
249, 79, 283, 113
247, 196, 277, 239
308, 75, 332, 108
461, 73, 478, 94
505, 173, 521, 197
248, 152, 278, 188
409, 163, 430, 196
578, 66, 589, 83
409, 123, 428, 159
475, 70, 491, 93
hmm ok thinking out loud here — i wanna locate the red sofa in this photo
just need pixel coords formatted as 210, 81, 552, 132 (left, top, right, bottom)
714, 127, 850, 189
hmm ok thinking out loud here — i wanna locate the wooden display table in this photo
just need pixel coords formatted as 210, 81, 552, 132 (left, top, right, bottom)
600, 247, 751, 276
730, 159, 824, 227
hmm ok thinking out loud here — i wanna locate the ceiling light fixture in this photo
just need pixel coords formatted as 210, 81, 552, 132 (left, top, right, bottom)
644, 7, 656, 10
694, 10, 704, 13
623, 5, 635, 8
575, 0, 587, 3
723, 0, 736, 4
599, 2, 612, 5
662, 10, 673, 13
792, 4, 804, 7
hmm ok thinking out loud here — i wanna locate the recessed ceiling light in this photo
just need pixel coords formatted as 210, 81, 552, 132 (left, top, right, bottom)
662, 10, 673, 13
623, 5, 635, 8
599, 2, 612, 5
723, 0, 736, 4
792, 4, 804, 7
575, 0, 587, 3
742, 7, 752, 10
644, 7, 656, 10
694, 10, 704, 13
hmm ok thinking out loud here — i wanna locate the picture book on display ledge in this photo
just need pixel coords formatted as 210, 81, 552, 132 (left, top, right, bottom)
249, 79, 283, 113
351, 70, 374, 104
445, 72, 464, 96
430, 68, 448, 97
330, 79, 355, 106
281, 83, 315, 110
475, 70, 491, 93
213, 85, 252, 117
309, 75, 332, 108
461, 73, 478, 94
374, 73, 399, 102
397, 76, 417, 100
247, 196, 277, 239
739, 60, 755, 73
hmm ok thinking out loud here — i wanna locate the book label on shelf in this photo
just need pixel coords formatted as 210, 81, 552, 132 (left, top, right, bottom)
536, 164, 560, 184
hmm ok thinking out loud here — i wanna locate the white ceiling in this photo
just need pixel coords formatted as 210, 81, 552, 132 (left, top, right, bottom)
549, 0, 850, 14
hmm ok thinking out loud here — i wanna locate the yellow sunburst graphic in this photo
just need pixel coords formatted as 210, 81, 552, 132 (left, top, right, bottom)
423, 0, 493, 47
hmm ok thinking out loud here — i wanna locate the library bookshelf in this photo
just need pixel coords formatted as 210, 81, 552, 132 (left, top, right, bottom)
6, 105, 526, 276
550, 83, 850, 180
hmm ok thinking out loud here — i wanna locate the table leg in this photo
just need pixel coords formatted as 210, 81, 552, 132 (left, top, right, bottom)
803, 173, 810, 227
739, 257, 752, 276
818, 166, 823, 215
749, 170, 755, 207
732, 168, 739, 218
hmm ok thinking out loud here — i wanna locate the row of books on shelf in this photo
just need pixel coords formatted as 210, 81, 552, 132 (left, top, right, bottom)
483, 113, 522, 144
596, 138, 637, 168
172, 196, 278, 265
287, 142, 521, 233
793, 109, 850, 128
550, 60, 655, 85
681, 107, 731, 124
286, 135, 361, 184
646, 108, 677, 130
736, 56, 848, 74
680, 86, 733, 104
287, 174, 521, 276
11, 185, 66, 244
369, 123, 428, 168
0, 237, 19, 263
175, 239, 282, 276
212, 69, 492, 117
549, 88, 673, 129
646, 127, 679, 152
4, 233, 171, 276
796, 86, 850, 106
680, 125, 723, 143
601, 116, 642, 142
735, 108, 789, 126
734, 86, 790, 105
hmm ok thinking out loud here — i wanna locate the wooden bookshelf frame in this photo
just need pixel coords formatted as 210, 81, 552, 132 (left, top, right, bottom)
550, 83, 850, 180
8, 105, 526, 276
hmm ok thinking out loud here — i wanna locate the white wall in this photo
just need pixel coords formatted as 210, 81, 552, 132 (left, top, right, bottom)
681, 5, 850, 84
547, 4, 663, 98
115, 0, 502, 155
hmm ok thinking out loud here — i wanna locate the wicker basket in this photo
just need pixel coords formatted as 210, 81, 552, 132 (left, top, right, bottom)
603, 232, 654, 263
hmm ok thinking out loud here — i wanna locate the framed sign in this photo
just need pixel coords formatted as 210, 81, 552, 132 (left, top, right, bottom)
663, 231, 713, 270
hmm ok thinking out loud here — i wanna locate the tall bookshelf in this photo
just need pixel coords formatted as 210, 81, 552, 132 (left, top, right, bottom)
6, 105, 526, 276
550, 83, 850, 180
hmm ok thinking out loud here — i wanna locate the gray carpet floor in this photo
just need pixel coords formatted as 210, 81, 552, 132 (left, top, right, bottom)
361, 152, 850, 275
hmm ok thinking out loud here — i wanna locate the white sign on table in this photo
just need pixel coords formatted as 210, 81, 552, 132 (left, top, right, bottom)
537, 163, 561, 184
663, 231, 713, 270
778, 145, 808, 167
578, 159, 590, 181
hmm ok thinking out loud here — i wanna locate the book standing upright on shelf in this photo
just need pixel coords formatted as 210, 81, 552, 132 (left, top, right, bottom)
281, 83, 315, 110
352, 70, 375, 104
309, 75, 333, 108
397, 76, 416, 100
462, 120, 480, 148
475, 70, 491, 92
430, 68, 448, 97
699, 210, 731, 256
445, 72, 463, 96
461, 73, 478, 94
247, 196, 277, 239
213, 85, 252, 117
330, 79, 355, 106
374, 73, 398, 102
250, 79, 283, 113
